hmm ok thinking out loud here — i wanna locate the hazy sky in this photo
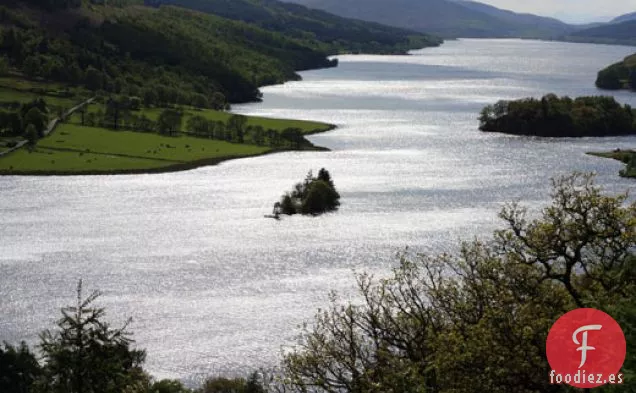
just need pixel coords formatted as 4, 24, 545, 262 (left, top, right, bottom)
477, 0, 636, 23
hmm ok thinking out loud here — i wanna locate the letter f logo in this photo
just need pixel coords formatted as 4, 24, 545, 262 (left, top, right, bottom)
573, 325, 603, 368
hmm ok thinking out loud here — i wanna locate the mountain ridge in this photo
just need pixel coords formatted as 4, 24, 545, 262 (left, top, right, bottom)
564, 19, 636, 46
282, 0, 579, 38
612, 11, 636, 23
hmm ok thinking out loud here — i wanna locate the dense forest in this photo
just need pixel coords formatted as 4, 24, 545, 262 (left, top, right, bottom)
479, 94, 636, 137
0, 0, 439, 106
596, 53, 636, 91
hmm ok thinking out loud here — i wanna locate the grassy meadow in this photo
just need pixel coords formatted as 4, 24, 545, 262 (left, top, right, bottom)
0, 76, 335, 175
0, 124, 271, 174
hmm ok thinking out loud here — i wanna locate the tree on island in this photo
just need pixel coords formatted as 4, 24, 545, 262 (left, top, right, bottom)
273, 168, 340, 217
479, 94, 636, 137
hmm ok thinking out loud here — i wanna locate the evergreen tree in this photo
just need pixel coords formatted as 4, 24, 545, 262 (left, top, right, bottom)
39, 280, 146, 393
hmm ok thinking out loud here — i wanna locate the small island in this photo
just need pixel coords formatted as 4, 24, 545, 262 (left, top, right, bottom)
271, 168, 340, 217
479, 94, 636, 137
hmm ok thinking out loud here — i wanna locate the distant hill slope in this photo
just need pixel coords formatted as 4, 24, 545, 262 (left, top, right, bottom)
596, 53, 636, 91
145, 0, 442, 54
565, 20, 636, 46
612, 12, 636, 23
454, 1, 573, 36
282, 0, 577, 38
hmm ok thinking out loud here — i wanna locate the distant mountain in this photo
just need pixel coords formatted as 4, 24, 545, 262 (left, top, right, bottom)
282, 0, 577, 38
453, 1, 573, 36
566, 20, 636, 46
612, 12, 636, 23
145, 0, 442, 54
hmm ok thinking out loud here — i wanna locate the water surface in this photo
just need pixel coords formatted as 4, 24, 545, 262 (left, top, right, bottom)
2, 39, 636, 383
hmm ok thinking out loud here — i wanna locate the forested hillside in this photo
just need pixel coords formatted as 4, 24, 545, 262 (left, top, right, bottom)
0, 0, 439, 105
145, 0, 441, 55
596, 53, 636, 91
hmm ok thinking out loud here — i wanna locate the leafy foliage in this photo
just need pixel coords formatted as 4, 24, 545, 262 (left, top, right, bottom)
280, 173, 636, 393
0, 0, 439, 106
0, 98, 49, 141
479, 94, 636, 137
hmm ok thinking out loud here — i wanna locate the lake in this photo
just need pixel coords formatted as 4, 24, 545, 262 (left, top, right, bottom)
2, 38, 636, 383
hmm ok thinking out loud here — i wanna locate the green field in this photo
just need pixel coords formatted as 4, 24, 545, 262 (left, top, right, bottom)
0, 75, 334, 175
0, 124, 270, 174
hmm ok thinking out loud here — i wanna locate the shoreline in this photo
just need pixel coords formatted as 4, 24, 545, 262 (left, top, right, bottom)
0, 41, 445, 177
0, 125, 336, 177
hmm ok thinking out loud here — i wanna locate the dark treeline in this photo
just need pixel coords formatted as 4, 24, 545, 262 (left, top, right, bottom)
479, 94, 636, 137
0, 98, 49, 145
76, 97, 311, 149
596, 53, 636, 91
0, 3, 326, 104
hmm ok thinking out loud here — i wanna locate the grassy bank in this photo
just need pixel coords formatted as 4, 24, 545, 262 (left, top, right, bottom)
588, 149, 636, 178
0, 74, 335, 175
0, 121, 334, 176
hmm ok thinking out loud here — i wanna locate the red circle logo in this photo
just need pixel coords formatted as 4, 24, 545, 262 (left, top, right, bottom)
546, 308, 626, 388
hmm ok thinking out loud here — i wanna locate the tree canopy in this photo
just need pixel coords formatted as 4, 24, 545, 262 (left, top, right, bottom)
479, 94, 636, 137
0, 0, 438, 106
279, 173, 636, 393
